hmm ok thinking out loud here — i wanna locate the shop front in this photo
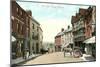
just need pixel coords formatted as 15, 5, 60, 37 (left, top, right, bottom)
83, 36, 96, 58
12, 34, 25, 59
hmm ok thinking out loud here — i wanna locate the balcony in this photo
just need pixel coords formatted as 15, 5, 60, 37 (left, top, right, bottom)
74, 35, 85, 42
73, 24, 85, 32
74, 33, 85, 39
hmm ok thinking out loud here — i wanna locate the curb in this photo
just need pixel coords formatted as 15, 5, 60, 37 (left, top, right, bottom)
11, 54, 42, 66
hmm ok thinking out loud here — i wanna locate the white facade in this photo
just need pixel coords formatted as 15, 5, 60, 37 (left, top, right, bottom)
38, 26, 43, 53
61, 32, 65, 47
62, 27, 73, 48
30, 16, 41, 54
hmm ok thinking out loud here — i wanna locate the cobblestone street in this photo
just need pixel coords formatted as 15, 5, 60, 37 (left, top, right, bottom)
22, 52, 83, 65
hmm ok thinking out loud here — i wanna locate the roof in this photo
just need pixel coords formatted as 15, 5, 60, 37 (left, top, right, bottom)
55, 27, 72, 38
79, 8, 87, 16
64, 27, 72, 33
55, 31, 64, 37
71, 16, 76, 23
30, 16, 40, 25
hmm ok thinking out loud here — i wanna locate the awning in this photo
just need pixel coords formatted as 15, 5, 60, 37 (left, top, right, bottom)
83, 36, 95, 44
12, 36, 16, 42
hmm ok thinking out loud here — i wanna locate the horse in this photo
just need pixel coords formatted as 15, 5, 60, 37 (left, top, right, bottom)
63, 47, 72, 57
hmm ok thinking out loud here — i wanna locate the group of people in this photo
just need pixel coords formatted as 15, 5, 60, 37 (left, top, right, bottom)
15, 41, 30, 60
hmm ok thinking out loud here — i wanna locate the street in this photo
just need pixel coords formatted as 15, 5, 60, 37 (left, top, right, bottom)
22, 52, 83, 65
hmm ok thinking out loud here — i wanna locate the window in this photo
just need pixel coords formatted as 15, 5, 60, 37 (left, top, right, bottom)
11, 16, 14, 20
20, 24, 22, 34
26, 28, 29, 37
22, 25, 25, 35
37, 27, 39, 31
16, 23, 18, 33
32, 32, 34, 39
26, 17, 28, 25
18, 23, 20, 33
32, 23, 34, 29
18, 8, 20, 15
22, 12, 24, 19
16, 8, 18, 13
20, 10, 22, 16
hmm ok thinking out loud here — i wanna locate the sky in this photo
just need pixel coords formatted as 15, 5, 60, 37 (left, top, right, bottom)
17, 0, 95, 43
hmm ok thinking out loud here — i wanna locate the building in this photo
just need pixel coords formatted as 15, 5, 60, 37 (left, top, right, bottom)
55, 28, 64, 51
71, 6, 96, 55
29, 14, 43, 54
63, 26, 73, 49
11, 1, 30, 59
71, 8, 88, 53
83, 6, 96, 56
71, 13, 86, 53
55, 26, 74, 52
38, 26, 43, 53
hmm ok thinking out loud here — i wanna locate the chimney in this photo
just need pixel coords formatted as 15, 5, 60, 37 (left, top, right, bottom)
26, 10, 32, 16
68, 25, 70, 29
61, 28, 64, 32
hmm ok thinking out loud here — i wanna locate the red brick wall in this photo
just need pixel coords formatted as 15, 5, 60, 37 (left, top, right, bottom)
11, 1, 30, 38
84, 7, 93, 39
55, 36, 61, 46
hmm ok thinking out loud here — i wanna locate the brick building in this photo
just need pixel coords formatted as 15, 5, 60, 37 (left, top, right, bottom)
11, 1, 30, 59
55, 28, 64, 51
84, 6, 96, 56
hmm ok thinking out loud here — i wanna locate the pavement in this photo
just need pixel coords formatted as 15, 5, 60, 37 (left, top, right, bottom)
80, 54, 96, 61
11, 54, 41, 65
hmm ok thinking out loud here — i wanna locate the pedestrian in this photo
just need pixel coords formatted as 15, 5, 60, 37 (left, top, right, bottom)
70, 49, 73, 56
26, 50, 29, 59
63, 47, 66, 57
24, 50, 27, 59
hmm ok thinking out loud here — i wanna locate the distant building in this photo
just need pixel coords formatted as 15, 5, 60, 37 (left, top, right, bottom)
55, 28, 64, 51
63, 26, 73, 49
